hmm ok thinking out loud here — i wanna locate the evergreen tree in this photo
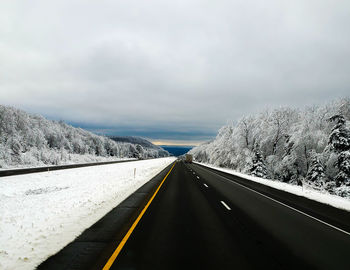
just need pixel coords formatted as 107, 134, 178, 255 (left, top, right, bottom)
250, 148, 268, 178
335, 151, 350, 186
328, 114, 350, 186
306, 154, 326, 188
328, 114, 350, 152
135, 144, 144, 159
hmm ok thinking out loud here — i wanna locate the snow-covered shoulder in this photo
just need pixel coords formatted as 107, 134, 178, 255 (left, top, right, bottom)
0, 157, 176, 270
196, 162, 350, 212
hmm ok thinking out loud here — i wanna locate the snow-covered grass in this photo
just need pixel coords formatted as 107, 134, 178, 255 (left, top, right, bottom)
197, 162, 350, 212
0, 157, 176, 270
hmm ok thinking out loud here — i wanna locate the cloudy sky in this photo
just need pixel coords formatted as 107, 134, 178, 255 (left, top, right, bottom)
1, 1, 349, 145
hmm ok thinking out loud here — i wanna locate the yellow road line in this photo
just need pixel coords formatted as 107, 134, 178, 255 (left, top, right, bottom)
102, 162, 176, 270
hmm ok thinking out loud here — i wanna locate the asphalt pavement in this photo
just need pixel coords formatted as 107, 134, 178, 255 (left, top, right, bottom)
106, 161, 350, 269
40, 161, 350, 270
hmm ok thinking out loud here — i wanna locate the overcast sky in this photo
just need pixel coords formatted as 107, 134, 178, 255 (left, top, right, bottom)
1, 1, 349, 145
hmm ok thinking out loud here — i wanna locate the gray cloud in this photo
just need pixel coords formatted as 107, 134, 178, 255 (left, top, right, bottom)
1, 0, 349, 141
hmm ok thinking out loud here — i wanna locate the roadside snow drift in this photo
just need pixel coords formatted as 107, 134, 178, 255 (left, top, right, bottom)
0, 157, 176, 270
198, 162, 350, 212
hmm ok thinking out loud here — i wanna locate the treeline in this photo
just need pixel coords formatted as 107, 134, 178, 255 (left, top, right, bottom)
189, 98, 350, 197
0, 105, 169, 169
109, 136, 170, 157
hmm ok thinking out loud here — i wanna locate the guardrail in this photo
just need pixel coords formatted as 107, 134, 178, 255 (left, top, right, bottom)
0, 159, 138, 177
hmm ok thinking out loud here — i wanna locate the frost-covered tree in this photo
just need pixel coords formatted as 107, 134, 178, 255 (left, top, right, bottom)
238, 116, 256, 150
276, 135, 301, 184
135, 144, 144, 159
0, 105, 169, 168
328, 114, 350, 186
259, 108, 297, 156
250, 147, 268, 178
306, 154, 326, 188
189, 97, 350, 197
335, 151, 350, 186
328, 114, 350, 152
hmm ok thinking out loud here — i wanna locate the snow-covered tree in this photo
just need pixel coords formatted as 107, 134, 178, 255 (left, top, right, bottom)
250, 147, 268, 178
335, 151, 350, 186
0, 105, 169, 168
306, 154, 326, 188
278, 153, 300, 184
238, 116, 256, 150
328, 114, 350, 152
328, 114, 350, 186
135, 144, 144, 159
276, 135, 302, 184
189, 97, 350, 197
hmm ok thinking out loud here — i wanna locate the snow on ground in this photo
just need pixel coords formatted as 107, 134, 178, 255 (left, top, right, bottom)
197, 162, 350, 212
0, 157, 176, 270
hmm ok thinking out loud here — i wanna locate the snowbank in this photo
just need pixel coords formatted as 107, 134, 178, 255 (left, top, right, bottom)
197, 162, 350, 212
0, 157, 176, 270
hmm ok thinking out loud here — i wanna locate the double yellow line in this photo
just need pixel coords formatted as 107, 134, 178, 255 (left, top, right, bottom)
102, 162, 176, 270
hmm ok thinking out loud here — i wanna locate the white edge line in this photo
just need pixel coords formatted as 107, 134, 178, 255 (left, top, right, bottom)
221, 200, 231, 210
203, 183, 208, 188
197, 176, 200, 179
207, 168, 350, 236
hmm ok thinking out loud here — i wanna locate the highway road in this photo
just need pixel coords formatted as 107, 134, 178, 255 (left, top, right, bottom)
40, 161, 350, 270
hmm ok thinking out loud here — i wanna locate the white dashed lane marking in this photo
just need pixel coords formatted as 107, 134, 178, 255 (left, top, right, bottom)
220, 201, 231, 211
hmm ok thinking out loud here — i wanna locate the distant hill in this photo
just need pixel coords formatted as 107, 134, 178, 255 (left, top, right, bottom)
0, 105, 169, 169
110, 136, 160, 149
109, 136, 170, 157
